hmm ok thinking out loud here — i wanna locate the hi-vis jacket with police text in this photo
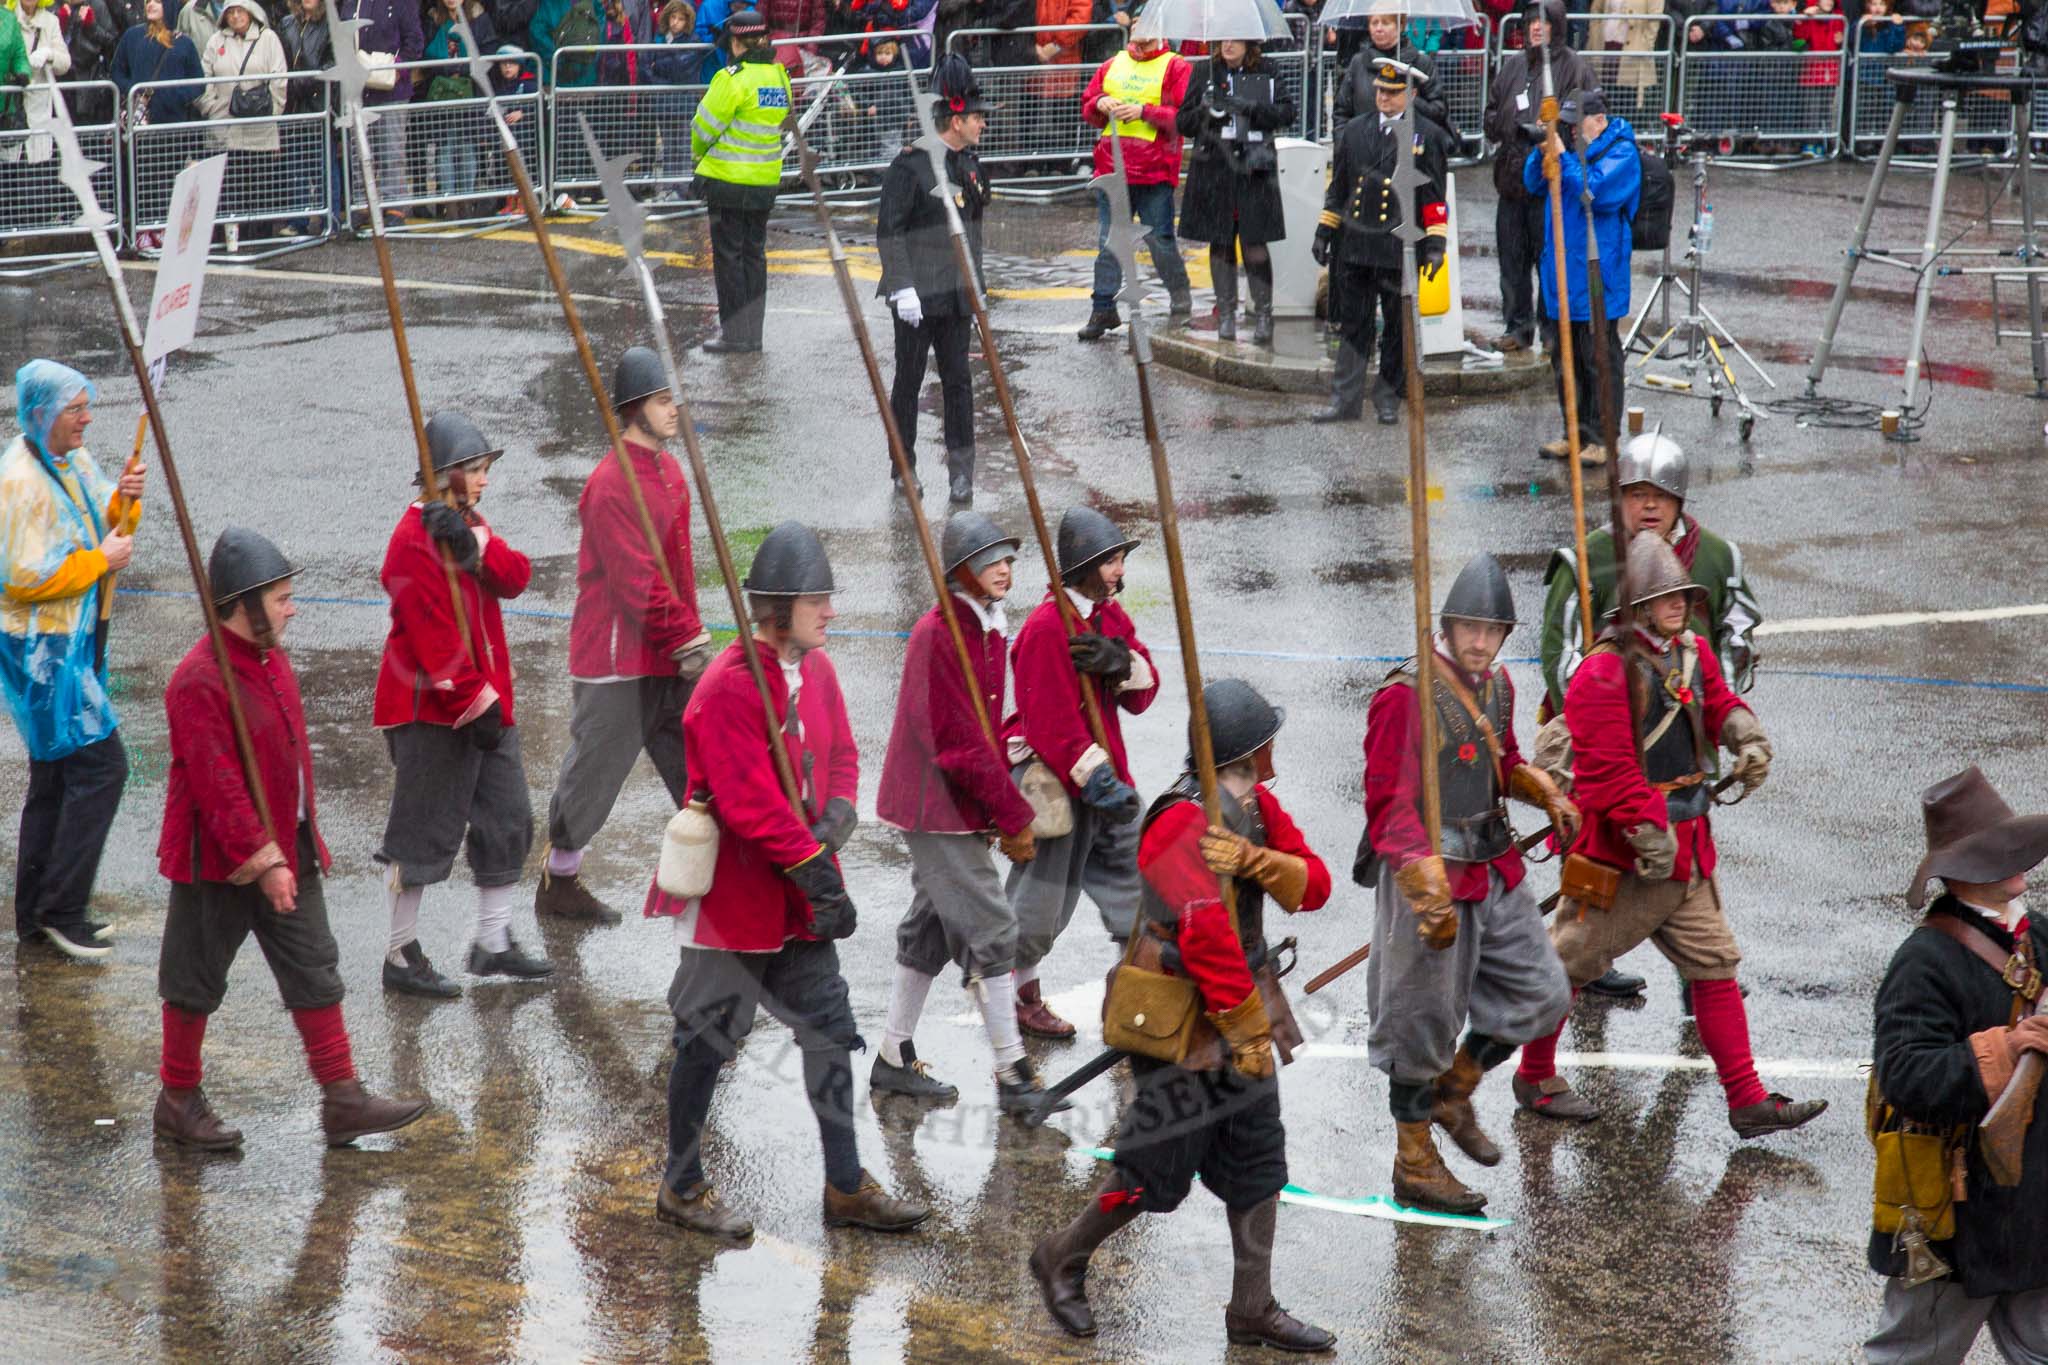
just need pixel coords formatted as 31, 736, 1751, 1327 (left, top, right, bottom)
691, 50, 791, 201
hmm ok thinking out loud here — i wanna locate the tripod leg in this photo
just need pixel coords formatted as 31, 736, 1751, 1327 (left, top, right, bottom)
1806, 94, 1909, 396
1694, 298, 1779, 387
2015, 99, 2047, 399
1900, 96, 1960, 417
1623, 272, 1666, 353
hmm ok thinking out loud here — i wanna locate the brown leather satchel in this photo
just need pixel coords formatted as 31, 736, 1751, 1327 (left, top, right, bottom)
1559, 852, 1621, 912
1102, 926, 1208, 1064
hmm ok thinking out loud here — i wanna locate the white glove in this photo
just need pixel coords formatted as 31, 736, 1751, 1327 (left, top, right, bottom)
890, 287, 922, 329
29, 48, 51, 70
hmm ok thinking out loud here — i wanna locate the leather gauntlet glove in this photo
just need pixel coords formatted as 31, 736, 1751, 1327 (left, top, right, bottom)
808, 796, 858, 855
1395, 855, 1457, 951
1509, 763, 1581, 845
1627, 823, 1678, 881
997, 827, 1037, 863
1201, 825, 1311, 912
1206, 991, 1276, 1080
1718, 706, 1772, 793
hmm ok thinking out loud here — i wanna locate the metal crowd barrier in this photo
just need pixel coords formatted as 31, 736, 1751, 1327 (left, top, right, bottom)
771, 26, 938, 74
548, 44, 705, 208
1844, 19, 2020, 158
343, 54, 543, 233
1499, 10, 1673, 134
126, 72, 330, 260
944, 25, 1124, 177
1675, 16, 1848, 161
1311, 21, 1490, 159
0, 80, 120, 278
788, 66, 931, 184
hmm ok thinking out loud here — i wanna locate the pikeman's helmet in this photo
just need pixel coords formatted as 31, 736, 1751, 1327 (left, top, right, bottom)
942, 511, 1020, 578
743, 521, 835, 596
1201, 678, 1285, 769
208, 526, 296, 607
1055, 507, 1140, 585
1439, 552, 1518, 632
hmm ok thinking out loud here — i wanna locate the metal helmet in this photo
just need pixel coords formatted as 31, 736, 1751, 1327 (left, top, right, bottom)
423, 411, 504, 474
1625, 529, 1705, 610
1201, 678, 1285, 769
941, 511, 1021, 578
208, 526, 296, 607
742, 521, 835, 596
612, 345, 669, 409
1438, 552, 1517, 630
1617, 429, 1688, 503
1055, 507, 1140, 584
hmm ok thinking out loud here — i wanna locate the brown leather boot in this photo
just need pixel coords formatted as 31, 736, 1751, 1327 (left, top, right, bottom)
320, 1078, 429, 1147
534, 869, 623, 925
1431, 1048, 1502, 1168
152, 1086, 243, 1151
822, 1169, 930, 1232
1015, 978, 1075, 1039
1393, 1119, 1487, 1215
1028, 1179, 1144, 1338
1224, 1196, 1337, 1352
656, 1180, 754, 1241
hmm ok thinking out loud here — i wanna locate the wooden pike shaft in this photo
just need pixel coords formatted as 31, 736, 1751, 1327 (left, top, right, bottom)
1541, 102, 1597, 654
626, 259, 807, 820
349, 114, 477, 664
789, 127, 1002, 756
1400, 301, 1442, 854
92, 251, 277, 849
99, 412, 149, 626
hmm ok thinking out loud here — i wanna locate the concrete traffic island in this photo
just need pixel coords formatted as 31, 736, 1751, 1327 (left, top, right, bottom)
1148, 315, 1555, 398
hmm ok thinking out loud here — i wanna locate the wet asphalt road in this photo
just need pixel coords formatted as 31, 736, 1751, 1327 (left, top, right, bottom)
0, 157, 2041, 1363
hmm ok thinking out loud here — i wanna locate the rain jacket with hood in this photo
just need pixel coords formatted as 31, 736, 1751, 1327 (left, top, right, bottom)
198, 0, 287, 150
1483, 0, 1589, 200
1522, 112, 1640, 321
0, 362, 142, 763
1, 0, 72, 166
112, 0, 206, 125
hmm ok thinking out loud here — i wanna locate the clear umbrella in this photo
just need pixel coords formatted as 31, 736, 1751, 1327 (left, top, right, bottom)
1129, 0, 1293, 44
1314, 0, 1481, 31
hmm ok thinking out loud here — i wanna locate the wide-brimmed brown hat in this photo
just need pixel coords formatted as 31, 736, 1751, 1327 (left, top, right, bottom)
1907, 766, 2048, 908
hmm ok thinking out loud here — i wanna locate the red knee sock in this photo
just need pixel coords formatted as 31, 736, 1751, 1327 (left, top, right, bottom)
290, 1004, 356, 1086
1688, 978, 1768, 1110
1514, 991, 1578, 1085
160, 1004, 207, 1090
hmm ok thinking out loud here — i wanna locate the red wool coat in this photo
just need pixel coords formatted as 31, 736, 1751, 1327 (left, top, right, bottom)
877, 595, 1035, 837
1001, 591, 1158, 796
1364, 653, 1529, 905
643, 639, 859, 952
1565, 630, 1747, 884
159, 630, 331, 885
1138, 787, 1331, 1012
567, 441, 704, 680
1082, 50, 1192, 185
373, 505, 532, 728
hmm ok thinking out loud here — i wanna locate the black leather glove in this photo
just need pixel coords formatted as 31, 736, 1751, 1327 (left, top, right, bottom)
1312, 223, 1335, 268
808, 796, 858, 855
467, 701, 505, 751
1079, 762, 1141, 824
1068, 633, 1131, 679
421, 500, 479, 572
1420, 233, 1447, 281
785, 851, 856, 940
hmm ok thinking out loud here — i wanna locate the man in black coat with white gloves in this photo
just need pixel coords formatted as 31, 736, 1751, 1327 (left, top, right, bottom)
876, 52, 993, 506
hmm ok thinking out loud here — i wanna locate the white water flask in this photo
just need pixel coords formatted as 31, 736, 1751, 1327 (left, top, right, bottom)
658, 798, 718, 899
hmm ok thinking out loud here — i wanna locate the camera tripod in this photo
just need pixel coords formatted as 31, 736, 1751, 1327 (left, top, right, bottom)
1805, 66, 2047, 435
1622, 117, 1776, 442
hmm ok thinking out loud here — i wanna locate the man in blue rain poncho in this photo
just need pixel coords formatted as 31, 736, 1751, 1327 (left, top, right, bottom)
2, 361, 148, 960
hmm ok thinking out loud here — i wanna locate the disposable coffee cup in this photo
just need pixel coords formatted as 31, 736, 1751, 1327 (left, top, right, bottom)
1627, 406, 1645, 435
1880, 410, 1901, 436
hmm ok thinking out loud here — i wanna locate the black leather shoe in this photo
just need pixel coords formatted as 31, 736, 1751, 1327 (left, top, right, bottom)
1374, 391, 1400, 425
466, 938, 555, 980
383, 941, 461, 999
1225, 1299, 1338, 1353
997, 1056, 1072, 1117
1076, 309, 1122, 342
1310, 402, 1362, 424
869, 1041, 958, 1102
1729, 1093, 1827, 1139
702, 335, 760, 354
1584, 968, 1647, 999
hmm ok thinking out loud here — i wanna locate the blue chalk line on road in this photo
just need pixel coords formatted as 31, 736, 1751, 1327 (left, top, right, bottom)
1075, 1147, 1512, 1232
112, 589, 2048, 693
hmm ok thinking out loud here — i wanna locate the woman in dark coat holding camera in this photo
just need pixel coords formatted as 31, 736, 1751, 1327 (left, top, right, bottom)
1175, 38, 1294, 346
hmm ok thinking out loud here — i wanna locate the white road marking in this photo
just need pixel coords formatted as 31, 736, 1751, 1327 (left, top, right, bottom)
1758, 603, 2048, 636
1296, 1042, 1868, 1078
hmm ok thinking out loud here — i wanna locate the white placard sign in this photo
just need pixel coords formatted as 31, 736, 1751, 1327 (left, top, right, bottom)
143, 154, 228, 365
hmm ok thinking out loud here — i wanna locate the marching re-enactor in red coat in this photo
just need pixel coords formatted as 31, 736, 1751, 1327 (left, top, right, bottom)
1514, 531, 1826, 1139
1000, 506, 1160, 1038
372, 412, 554, 1000
153, 529, 429, 1152
642, 521, 930, 1243
870, 513, 1063, 1117
1031, 679, 1336, 1353
539, 348, 713, 925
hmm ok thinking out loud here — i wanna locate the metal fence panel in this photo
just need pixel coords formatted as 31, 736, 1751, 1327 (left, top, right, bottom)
0, 80, 120, 264
1844, 22, 2018, 155
958, 59, 1099, 172
343, 55, 544, 226
789, 67, 930, 179
1311, 24, 1490, 159
1676, 17, 1847, 156
772, 26, 939, 74
1495, 11, 1672, 140
126, 74, 331, 248
548, 45, 708, 203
